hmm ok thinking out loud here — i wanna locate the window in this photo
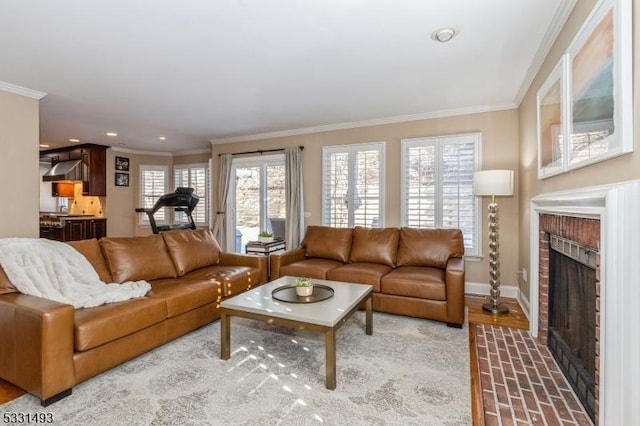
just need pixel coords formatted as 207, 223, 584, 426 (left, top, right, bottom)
174, 163, 210, 226
139, 165, 169, 225
401, 133, 480, 257
322, 142, 384, 227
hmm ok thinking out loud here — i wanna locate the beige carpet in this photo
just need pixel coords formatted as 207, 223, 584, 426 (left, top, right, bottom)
2, 312, 470, 425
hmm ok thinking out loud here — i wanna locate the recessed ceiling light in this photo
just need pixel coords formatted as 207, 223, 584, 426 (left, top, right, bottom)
69, 138, 80, 143
431, 28, 457, 43
106, 132, 118, 137
39, 144, 50, 148
159, 136, 166, 141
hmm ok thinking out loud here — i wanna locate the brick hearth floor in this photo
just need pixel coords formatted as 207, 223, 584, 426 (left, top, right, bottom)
475, 324, 593, 425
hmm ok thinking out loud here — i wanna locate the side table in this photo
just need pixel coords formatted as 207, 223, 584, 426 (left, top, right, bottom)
245, 239, 285, 279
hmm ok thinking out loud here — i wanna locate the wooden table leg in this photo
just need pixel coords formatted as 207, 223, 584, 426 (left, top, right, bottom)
221, 311, 230, 360
325, 328, 336, 390
365, 295, 373, 335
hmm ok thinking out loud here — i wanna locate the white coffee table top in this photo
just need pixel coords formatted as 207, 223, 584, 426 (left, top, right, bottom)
220, 276, 372, 327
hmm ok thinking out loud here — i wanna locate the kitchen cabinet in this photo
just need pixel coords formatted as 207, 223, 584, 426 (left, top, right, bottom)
41, 144, 107, 196
86, 218, 107, 239
40, 218, 107, 242
64, 220, 85, 241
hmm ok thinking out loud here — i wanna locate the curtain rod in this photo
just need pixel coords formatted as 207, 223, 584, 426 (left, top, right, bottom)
218, 145, 304, 157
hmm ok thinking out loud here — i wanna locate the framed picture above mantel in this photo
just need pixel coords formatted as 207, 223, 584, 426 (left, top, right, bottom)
537, 0, 632, 179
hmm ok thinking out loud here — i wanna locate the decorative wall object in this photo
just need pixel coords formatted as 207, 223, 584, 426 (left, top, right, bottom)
115, 156, 130, 172
115, 172, 129, 187
537, 0, 632, 179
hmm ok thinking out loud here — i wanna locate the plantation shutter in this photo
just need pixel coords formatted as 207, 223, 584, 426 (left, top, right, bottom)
402, 134, 479, 256
174, 164, 209, 225
322, 142, 384, 228
140, 165, 168, 224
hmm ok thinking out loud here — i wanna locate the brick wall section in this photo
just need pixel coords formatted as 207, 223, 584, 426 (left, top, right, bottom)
477, 324, 593, 425
537, 213, 601, 423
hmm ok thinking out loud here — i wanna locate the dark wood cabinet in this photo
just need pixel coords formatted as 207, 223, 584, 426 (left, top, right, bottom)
41, 218, 107, 242
64, 220, 86, 241
86, 218, 107, 240
41, 144, 107, 196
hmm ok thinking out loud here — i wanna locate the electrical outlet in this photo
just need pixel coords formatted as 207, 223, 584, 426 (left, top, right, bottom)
522, 267, 528, 283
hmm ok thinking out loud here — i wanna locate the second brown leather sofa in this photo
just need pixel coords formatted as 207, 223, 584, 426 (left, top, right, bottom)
270, 225, 465, 327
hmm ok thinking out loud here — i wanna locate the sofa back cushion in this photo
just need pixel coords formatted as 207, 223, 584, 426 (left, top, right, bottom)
0, 266, 17, 294
66, 239, 114, 283
100, 235, 178, 282
162, 229, 221, 276
302, 226, 353, 263
396, 228, 465, 269
349, 226, 399, 267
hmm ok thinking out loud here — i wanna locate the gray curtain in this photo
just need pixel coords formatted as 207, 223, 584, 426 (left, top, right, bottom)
213, 153, 233, 250
285, 147, 304, 249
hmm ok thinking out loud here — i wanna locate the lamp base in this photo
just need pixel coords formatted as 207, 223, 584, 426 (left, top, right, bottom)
482, 302, 510, 315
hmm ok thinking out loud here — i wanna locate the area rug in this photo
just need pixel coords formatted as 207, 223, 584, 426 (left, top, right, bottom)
2, 312, 470, 425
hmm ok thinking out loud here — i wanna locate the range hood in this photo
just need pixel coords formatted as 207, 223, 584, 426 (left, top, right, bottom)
42, 159, 83, 182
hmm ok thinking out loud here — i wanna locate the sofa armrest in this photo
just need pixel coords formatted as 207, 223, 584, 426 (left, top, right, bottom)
218, 252, 268, 284
0, 293, 75, 403
445, 257, 465, 326
269, 247, 306, 280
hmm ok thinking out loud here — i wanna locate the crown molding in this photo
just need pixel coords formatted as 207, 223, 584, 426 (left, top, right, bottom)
109, 146, 212, 157
210, 103, 516, 145
514, 0, 577, 105
0, 81, 47, 100
110, 146, 173, 157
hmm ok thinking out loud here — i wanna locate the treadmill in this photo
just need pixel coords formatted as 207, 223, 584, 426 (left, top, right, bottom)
135, 187, 200, 234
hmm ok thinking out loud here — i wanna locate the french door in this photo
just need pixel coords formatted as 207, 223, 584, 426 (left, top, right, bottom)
227, 155, 285, 253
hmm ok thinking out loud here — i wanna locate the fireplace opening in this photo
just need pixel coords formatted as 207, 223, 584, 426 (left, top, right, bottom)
548, 235, 597, 422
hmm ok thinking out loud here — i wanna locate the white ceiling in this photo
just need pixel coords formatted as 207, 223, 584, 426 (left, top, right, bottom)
0, 0, 571, 154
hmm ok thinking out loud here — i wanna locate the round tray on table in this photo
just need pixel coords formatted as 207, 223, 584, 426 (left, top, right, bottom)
271, 284, 334, 304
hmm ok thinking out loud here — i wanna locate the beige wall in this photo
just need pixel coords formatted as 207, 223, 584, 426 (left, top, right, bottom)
517, 0, 640, 298
212, 109, 520, 287
0, 90, 40, 238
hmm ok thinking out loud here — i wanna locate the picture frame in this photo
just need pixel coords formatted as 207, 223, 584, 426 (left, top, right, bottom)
115, 172, 130, 187
536, 0, 632, 179
537, 56, 567, 179
115, 156, 130, 172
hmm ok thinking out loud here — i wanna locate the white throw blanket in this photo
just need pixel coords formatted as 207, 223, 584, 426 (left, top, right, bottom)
0, 238, 151, 309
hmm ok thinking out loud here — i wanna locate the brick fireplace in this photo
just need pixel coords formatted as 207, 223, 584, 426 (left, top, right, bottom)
529, 181, 640, 426
537, 214, 600, 422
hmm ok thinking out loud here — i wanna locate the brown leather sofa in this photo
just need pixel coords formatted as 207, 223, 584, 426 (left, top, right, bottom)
0, 229, 267, 406
271, 226, 465, 327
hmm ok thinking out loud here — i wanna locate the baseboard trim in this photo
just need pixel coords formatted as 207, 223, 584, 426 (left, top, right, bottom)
464, 281, 520, 299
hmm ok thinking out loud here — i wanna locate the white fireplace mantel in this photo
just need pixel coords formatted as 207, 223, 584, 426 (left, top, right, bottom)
529, 180, 640, 425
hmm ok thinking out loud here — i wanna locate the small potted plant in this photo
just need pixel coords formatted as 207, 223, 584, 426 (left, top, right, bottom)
295, 277, 314, 296
258, 231, 274, 243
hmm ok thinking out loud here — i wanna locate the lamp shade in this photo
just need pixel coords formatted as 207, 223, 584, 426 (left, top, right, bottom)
473, 170, 514, 196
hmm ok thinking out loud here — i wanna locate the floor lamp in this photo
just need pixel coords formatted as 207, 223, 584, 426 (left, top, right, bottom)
473, 169, 514, 315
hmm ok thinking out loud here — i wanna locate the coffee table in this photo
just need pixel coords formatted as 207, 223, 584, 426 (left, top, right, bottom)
220, 276, 373, 390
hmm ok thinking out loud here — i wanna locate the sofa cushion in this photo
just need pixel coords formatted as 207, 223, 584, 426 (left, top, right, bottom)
66, 239, 113, 283
279, 258, 345, 280
326, 262, 392, 292
396, 228, 465, 269
183, 265, 262, 297
161, 229, 221, 276
74, 297, 167, 352
0, 266, 17, 295
349, 226, 399, 267
100, 235, 178, 283
302, 226, 353, 262
147, 278, 222, 318
381, 266, 446, 301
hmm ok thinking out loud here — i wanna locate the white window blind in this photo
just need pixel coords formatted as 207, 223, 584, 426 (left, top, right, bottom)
174, 163, 209, 226
401, 134, 480, 256
139, 165, 168, 225
322, 142, 384, 228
